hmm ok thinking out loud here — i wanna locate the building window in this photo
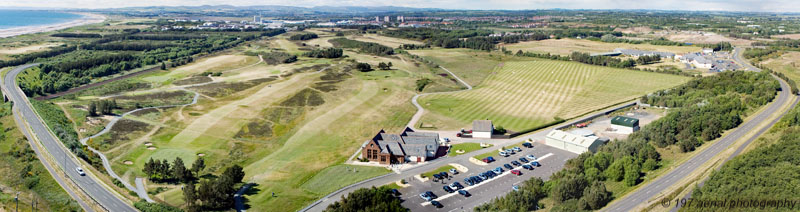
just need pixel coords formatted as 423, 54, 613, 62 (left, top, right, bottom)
381, 156, 386, 162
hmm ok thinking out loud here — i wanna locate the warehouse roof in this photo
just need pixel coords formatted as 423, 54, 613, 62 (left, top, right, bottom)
611, 116, 639, 127
546, 130, 600, 148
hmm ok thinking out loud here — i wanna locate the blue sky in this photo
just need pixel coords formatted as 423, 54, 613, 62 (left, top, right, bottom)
1, 0, 798, 12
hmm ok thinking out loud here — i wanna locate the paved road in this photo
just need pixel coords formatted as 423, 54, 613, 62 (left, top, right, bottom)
2, 64, 136, 212
408, 66, 472, 130
733, 47, 760, 71
602, 55, 794, 212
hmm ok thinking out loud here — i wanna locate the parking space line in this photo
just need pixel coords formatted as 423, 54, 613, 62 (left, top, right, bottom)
421, 153, 554, 206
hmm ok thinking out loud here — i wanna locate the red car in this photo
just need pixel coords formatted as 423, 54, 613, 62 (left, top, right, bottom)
482, 158, 490, 163
511, 170, 521, 176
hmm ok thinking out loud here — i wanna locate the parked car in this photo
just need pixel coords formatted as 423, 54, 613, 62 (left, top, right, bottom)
420, 192, 432, 201
504, 164, 513, 169
512, 185, 520, 191
522, 164, 533, 170
512, 146, 522, 152
458, 190, 471, 197
487, 170, 497, 177
511, 161, 521, 166
505, 149, 515, 155
433, 173, 441, 180
443, 185, 455, 193
478, 173, 488, 180
511, 170, 522, 176
531, 161, 541, 167
450, 182, 463, 190
464, 178, 474, 186
75, 167, 85, 176
431, 200, 443, 208
522, 142, 533, 148
526, 154, 537, 160
439, 172, 449, 178
499, 151, 509, 157
486, 156, 495, 162
390, 189, 401, 196
482, 158, 490, 163
426, 191, 437, 199
450, 168, 458, 174
519, 157, 529, 163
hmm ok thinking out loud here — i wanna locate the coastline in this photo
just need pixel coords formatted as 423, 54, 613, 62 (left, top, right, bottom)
0, 12, 106, 38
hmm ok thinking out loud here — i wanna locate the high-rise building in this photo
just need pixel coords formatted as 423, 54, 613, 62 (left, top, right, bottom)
254, 16, 261, 23
397, 16, 404, 22
384, 16, 390, 22
376, 16, 380, 22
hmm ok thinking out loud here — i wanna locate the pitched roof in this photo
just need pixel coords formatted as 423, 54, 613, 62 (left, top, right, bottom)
473, 120, 493, 132
546, 130, 600, 148
611, 116, 639, 127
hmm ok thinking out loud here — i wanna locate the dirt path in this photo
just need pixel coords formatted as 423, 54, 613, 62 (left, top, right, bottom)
407, 66, 472, 130
246, 80, 380, 181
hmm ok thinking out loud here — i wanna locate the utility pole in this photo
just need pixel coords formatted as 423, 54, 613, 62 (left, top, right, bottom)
15, 191, 19, 212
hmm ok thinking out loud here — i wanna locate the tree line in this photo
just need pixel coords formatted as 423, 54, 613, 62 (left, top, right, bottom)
289, 33, 319, 41
329, 38, 394, 56
303, 48, 343, 58
88, 99, 118, 116
324, 186, 407, 212
143, 157, 204, 183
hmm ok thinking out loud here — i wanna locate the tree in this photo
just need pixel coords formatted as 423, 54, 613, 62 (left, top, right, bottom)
222, 165, 245, 184
325, 186, 407, 212
550, 174, 587, 203
387, 62, 393, 70
191, 157, 205, 174
356, 63, 372, 72
88, 101, 97, 116
581, 181, 611, 210
173, 157, 188, 183
161, 62, 166, 70
642, 158, 658, 172
183, 183, 197, 207
143, 158, 156, 178
624, 162, 641, 186
604, 159, 625, 182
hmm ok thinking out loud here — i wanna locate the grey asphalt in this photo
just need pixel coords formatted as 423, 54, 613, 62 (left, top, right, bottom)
400, 145, 573, 212
2, 64, 136, 212
602, 48, 794, 212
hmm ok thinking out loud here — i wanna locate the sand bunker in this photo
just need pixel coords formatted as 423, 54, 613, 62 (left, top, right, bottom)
147, 146, 157, 150
124, 161, 133, 165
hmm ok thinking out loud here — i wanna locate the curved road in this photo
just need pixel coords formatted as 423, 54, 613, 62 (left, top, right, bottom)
408, 66, 472, 130
602, 50, 795, 212
3, 64, 136, 212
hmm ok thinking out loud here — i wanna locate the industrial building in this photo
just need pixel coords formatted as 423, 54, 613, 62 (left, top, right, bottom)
610, 116, 639, 134
545, 130, 605, 154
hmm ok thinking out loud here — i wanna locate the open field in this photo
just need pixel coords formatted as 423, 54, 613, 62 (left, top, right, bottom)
408, 48, 510, 86
299, 165, 390, 196
448, 142, 488, 156
347, 33, 423, 48
503, 38, 702, 56
418, 59, 690, 131
761, 51, 800, 82
772, 34, 800, 40
0, 42, 61, 54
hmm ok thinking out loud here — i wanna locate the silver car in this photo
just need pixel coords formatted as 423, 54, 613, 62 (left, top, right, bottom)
75, 167, 85, 176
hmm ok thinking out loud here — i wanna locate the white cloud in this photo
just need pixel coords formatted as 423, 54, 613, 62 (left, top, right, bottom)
0, 0, 797, 12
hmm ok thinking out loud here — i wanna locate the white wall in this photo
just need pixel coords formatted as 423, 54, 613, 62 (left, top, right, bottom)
473, 131, 492, 138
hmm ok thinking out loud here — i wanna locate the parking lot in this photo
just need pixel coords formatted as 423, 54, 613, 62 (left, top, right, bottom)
398, 143, 575, 211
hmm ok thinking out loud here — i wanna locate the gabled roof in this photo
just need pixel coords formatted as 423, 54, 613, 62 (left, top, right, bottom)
546, 130, 600, 148
611, 116, 639, 127
473, 120, 493, 132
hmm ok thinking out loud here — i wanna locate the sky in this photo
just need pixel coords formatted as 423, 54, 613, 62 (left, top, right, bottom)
1, 0, 799, 13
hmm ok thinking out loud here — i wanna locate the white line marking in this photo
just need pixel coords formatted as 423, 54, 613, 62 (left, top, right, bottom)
421, 153, 554, 206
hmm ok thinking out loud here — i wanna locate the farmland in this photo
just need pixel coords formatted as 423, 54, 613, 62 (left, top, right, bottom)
418, 59, 690, 131
503, 38, 702, 56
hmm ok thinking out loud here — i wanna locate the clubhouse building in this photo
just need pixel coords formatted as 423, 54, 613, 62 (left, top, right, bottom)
360, 127, 443, 164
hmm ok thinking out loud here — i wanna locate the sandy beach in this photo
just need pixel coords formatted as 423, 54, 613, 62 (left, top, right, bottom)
0, 12, 106, 38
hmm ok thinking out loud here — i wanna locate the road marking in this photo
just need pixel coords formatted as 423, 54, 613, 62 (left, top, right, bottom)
421, 153, 554, 206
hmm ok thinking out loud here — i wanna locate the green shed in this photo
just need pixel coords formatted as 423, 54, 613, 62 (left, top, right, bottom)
611, 116, 639, 128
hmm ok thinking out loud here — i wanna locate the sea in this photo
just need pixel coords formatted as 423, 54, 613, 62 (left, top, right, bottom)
0, 10, 83, 29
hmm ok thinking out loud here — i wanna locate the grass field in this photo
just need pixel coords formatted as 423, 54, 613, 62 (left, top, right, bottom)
408, 48, 509, 86
503, 38, 702, 56
761, 51, 800, 83
448, 142, 487, 156
418, 59, 690, 131
299, 165, 390, 196
347, 34, 422, 48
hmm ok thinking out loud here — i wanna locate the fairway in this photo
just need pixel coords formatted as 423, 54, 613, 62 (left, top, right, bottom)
504, 38, 702, 56
418, 59, 689, 131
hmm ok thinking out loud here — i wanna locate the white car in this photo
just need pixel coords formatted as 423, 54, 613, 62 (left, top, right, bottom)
75, 167, 85, 176
526, 154, 536, 160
